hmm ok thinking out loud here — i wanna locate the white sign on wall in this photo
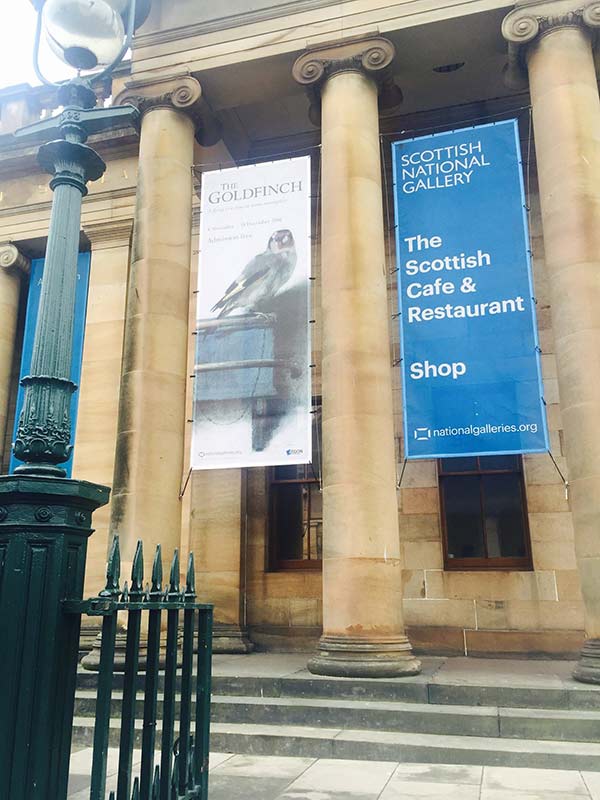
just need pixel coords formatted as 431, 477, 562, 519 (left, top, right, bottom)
191, 156, 312, 470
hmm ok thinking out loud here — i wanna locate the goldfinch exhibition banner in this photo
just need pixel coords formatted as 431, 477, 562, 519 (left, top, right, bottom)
192, 156, 312, 470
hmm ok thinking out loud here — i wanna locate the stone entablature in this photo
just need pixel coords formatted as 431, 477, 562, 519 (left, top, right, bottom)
130, 0, 510, 77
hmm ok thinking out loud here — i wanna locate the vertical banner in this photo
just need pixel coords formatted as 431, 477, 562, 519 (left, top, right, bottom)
192, 156, 312, 470
392, 120, 549, 459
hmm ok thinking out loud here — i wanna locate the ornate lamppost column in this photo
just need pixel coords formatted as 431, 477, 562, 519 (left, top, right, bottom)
0, 76, 139, 798
0, 243, 30, 463
293, 37, 420, 678
503, 0, 600, 683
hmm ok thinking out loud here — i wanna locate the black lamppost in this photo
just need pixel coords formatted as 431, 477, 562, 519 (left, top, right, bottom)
0, 3, 148, 796
13, 0, 149, 476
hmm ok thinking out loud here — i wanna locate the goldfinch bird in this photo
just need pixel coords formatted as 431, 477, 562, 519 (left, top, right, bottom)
210, 229, 297, 317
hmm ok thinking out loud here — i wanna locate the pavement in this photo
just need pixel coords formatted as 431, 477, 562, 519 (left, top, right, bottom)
67, 750, 600, 799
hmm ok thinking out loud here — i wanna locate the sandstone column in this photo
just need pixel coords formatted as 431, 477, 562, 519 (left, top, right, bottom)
111, 74, 211, 571
293, 38, 420, 677
504, 1, 600, 683
0, 244, 29, 465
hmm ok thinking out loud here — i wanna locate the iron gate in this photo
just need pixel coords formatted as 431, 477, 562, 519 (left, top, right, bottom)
64, 537, 213, 800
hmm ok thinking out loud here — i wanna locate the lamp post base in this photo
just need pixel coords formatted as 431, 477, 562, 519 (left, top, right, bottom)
0, 474, 109, 799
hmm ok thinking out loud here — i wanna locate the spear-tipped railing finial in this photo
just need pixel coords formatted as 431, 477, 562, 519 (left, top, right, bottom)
100, 535, 121, 597
185, 552, 196, 601
130, 540, 144, 601
168, 549, 180, 599
150, 544, 163, 599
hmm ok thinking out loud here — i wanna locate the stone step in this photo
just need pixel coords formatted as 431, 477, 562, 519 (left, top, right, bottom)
69, 717, 600, 772
73, 691, 600, 743
76, 669, 600, 711
210, 674, 600, 711
212, 695, 600, 744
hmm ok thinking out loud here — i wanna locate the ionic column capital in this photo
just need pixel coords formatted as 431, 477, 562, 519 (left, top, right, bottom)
292, 35, 402, 124
114, 71, 221, 147
0, 243, 30, 276
502, 0, 600, 87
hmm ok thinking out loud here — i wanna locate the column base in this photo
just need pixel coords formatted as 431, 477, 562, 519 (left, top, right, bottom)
573, 638, 600, 684
81, 631, 154, 672
212, 623, 254, 654
307, 634, 421, 678
78, 619, 102, 658
81, 623, 255, 670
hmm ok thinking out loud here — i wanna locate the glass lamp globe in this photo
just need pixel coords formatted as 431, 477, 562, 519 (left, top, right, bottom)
42, 0, 127, 70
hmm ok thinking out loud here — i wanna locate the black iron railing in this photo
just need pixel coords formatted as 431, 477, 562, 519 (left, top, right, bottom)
64, 537, 213, 800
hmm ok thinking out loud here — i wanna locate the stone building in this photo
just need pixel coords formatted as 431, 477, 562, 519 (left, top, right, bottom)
1, 0, 599, 682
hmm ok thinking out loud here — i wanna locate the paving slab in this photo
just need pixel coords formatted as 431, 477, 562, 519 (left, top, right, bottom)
482, 765, 590, 794
480, 792, 591, 800
210, 752, 236, 769
390, 763, 483, 784
431, 658, 577, 688
284, 758, 397, 795
208, 774, 294, 800
583, 772, 600, 800
379, 778, 481, 799
277, 792, 381, 800
213, 753, 316, 779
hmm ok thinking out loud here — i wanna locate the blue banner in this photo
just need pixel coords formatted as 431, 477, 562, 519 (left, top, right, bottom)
10, 252, 91, 476
392, 120, 549, 459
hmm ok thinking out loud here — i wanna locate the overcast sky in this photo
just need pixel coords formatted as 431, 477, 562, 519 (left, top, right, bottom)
0, 3, 72, 90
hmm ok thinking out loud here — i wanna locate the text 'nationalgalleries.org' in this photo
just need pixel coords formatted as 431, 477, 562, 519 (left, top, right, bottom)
413, 422, 539, 441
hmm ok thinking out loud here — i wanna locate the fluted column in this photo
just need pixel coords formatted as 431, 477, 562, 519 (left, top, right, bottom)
293, 38, 420, 677
0, 244, 30, 466
111, 73, 218, 572
503, 1, 600, 683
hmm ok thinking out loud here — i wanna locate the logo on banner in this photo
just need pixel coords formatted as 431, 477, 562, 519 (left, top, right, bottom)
413, 428, 431, 441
